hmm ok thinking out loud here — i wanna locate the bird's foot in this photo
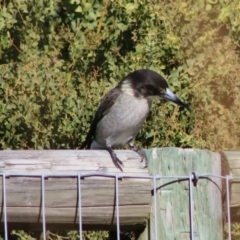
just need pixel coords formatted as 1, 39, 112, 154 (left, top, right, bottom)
128, 141, 148, 168
106, 147, 124, 172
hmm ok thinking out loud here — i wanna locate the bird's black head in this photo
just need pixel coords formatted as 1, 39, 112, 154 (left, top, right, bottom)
120, 69, 186, 106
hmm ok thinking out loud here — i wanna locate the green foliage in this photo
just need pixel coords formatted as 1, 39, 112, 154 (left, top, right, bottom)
1, 0, 240, 151
82, 231, 108, 240
11, 230, 109, 240
11, 230, 37, 239
224, 222, 240, 240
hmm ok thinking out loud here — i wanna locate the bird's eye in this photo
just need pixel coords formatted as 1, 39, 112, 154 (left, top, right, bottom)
159, 88, 166, 94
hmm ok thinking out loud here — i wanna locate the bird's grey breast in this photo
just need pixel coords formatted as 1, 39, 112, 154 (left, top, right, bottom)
94, 92, 151, 148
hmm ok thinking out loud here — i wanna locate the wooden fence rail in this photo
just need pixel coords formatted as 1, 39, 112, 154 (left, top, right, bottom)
0, 150, 150, 231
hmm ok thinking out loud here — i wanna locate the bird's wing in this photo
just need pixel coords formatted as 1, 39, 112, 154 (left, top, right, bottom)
81, 87, 121, 149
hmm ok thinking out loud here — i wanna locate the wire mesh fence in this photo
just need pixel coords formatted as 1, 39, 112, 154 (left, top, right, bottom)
0, 171, 235, 240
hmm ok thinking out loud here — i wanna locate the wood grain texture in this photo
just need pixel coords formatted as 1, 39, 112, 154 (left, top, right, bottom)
138, 148, 223, 240
0, 150, 151, 230
0, 150, 149, 173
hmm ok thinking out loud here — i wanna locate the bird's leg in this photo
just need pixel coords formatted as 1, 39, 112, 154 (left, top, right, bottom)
128, 141, 148, 168
106, 147, 124, 172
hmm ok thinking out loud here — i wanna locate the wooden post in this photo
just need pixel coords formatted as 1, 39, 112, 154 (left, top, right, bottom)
138, 148, 223, 240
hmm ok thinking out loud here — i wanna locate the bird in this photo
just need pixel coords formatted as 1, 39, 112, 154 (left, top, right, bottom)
81, 69, 186, 172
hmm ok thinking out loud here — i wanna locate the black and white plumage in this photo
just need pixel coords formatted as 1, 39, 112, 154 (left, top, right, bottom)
81, 69, 186, 171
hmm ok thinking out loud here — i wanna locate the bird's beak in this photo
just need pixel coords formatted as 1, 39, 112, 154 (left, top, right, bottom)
162, 88, 186, 106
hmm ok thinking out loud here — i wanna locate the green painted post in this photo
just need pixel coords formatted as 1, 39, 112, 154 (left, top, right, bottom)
138, 147, 223, 240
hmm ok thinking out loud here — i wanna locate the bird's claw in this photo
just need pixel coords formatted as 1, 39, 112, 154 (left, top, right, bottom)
128, 141, 148, 168
113, 157, 124, 172
106, 147, 124, 172
136, 149, 148, 166
141, 155, 148, 168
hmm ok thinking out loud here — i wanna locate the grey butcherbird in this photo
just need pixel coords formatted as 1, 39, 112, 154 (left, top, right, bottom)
81, 69, 186, 171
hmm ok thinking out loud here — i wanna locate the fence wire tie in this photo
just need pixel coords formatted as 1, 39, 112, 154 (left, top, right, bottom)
191, 172, 198, 187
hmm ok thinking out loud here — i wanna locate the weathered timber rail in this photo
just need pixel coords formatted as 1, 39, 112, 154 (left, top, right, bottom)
0, 150, 151, 230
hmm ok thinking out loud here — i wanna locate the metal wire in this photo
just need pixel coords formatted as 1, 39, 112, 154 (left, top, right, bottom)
0, 171, 238, 240
153, 174, 158, 239
226, 175, 231, 240
0, 171, 235, 180
115, 174, 120, 240
41, 173, 47, 240
3, 172, 8, 240
78, 173, 83, 240
189, 174, 194, 240
0, 172, 193, 179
